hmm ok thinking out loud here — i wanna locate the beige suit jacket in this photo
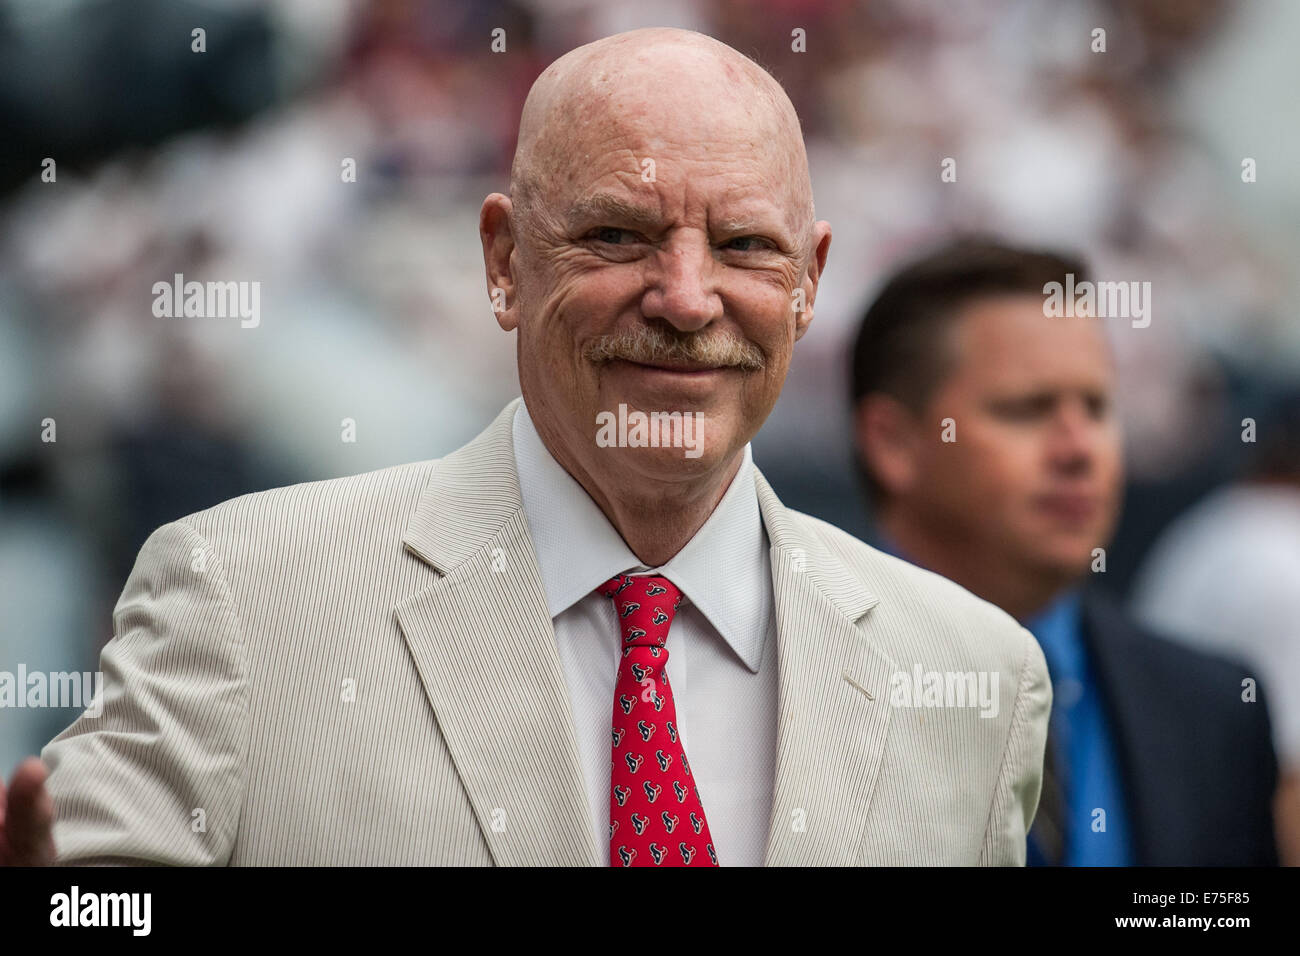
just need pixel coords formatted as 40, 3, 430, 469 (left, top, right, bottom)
43, 398, 1050, 865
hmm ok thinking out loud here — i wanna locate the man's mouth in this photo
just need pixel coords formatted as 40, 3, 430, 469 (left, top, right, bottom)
619, 358, 730, 375
1034, 492, 1099, 523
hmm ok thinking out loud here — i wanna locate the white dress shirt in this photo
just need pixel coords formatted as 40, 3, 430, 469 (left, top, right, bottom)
512, 400, 777, 865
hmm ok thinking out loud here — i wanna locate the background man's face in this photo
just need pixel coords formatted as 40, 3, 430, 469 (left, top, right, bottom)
508, 87, 822, 483
907, 294, 1123, 581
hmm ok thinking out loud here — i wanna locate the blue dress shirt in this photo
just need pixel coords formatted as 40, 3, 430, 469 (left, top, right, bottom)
1023, 590, 1133, 866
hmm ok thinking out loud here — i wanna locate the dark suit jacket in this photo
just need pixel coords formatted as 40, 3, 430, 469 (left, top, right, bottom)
1081, 589, 1278, 865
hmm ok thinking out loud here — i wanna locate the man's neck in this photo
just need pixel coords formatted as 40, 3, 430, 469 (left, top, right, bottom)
879, 513, 1072, 623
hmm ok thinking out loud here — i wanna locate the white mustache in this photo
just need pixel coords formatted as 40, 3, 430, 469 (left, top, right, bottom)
584, 326, 765, 370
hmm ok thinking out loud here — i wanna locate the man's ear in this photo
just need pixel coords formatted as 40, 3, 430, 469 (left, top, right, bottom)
793, 221, 831, 341
854, 392, 922, 498
480, 193, 519, 332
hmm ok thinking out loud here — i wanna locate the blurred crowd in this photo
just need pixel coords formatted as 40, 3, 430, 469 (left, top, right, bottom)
1, 0, 1297, 859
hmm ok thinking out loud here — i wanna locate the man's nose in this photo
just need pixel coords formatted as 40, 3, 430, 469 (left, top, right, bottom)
641, 234, 723, 332
1046, 404, 1098, 475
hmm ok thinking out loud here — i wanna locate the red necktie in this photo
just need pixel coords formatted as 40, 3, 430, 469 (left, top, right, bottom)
598, 573, 719, 867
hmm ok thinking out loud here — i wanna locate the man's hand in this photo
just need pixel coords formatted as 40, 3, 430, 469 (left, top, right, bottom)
0, 757, 56, 865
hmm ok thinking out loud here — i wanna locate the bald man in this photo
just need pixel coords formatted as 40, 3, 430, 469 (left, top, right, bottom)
3, 28, 1049, 867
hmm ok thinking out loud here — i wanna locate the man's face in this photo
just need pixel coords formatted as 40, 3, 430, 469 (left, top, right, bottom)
502, 90, 829, 485
904, 294, 1123, 582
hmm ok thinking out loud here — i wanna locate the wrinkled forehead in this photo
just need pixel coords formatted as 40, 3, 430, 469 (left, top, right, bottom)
543, 102, 808, 233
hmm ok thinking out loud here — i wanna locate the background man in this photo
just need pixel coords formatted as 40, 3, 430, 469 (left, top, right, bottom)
850, 237, 1278, 865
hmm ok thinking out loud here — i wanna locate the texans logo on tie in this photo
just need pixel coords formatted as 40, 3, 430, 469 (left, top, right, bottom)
599, 573, 719, 867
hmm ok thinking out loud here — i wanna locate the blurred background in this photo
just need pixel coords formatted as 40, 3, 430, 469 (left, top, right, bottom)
1, 0, 1297, 785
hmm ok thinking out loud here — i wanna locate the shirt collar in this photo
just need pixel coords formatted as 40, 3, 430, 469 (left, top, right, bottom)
512, 398, 771, 672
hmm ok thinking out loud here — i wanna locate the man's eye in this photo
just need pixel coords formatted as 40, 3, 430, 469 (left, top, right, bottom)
993, 400, 1047, 420
723, 236, 773, 252
588, 227, 635, 245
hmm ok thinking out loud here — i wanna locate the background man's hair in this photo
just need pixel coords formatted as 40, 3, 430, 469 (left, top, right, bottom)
848, 236, 1090, 507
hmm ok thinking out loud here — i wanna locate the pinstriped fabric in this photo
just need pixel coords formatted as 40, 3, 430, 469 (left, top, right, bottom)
42, 519, 249, 866
43, 461, 495, 865
790, 509, 1050, 866
394, 509, 600, 866
978, 631, 1046, 866
41, 398, 1050, 866
760, 533, 891, 866
751, 487, 1049, 866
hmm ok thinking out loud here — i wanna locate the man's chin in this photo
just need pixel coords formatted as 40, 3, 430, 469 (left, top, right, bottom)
592, 361, 762, 425
589, 398, 734, 462
1022, 536, 1104, 588
593, 443, 727, 483
598, 359, 746, 405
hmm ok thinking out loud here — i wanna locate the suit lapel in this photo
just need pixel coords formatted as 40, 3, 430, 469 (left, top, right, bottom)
753, 470, 896, 866
395, 398, 600, 866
